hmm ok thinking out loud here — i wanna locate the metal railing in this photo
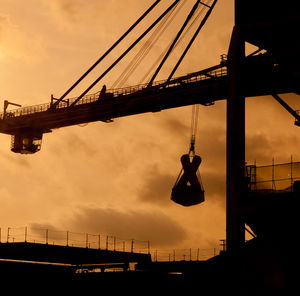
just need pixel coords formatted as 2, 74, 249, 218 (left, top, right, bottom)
151, 247, 221, 262
246, 160, 300, 192
1, 226, 150, 254
0, 226, 221, 261
0, 66, 227, 120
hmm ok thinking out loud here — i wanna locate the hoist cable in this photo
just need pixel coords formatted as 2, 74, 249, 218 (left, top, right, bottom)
148, 0, 202, 87
51, 0, 161, 108
112, 1, 182, 88
70, 0, 180, 107
167, 0, 218, 83
189, 104, 200, 155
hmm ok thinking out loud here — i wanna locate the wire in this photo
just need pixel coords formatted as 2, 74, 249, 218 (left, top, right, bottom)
148, 0, 204, 87
70, 0, 180, 107
167, 0, 218, 82
189, 104, 200, 155
140, 1, 207, 84
112, 1, 187, 88
52, 0, 161, 108
111, 1, 181, 88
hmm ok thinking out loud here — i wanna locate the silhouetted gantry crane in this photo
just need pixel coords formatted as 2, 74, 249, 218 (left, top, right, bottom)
0, 0, 218, 154
1, 0, 300, 246
0, 0, 299, 156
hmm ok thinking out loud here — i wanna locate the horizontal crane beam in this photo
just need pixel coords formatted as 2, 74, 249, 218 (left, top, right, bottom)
0, 54, 299, 136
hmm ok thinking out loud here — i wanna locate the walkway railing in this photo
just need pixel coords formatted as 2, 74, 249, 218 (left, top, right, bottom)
0, 65, 227, 120
151, 247, 221, 262
0, 226, 149, 254
0, 226, 221, 261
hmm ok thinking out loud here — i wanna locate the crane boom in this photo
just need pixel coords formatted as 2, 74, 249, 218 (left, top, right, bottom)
1, 53, 300, 154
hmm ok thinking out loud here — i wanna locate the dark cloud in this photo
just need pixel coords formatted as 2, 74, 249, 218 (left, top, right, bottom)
0, 149, 31, 168
64, 131, 98, 156
65, 206, 187, 248
246, 133, 274, 162
246, 132, 300, 164
29, 223, 66, 242
201, 170, 226, 206
46, 0, 135, 24
164, 117, 189, 136
137, 165, 176, 206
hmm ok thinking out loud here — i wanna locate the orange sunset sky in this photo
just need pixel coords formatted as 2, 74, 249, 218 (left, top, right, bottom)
0, 0, 299, 252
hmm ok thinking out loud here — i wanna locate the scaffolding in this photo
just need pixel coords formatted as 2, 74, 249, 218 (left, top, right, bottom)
246, 160, 300, 193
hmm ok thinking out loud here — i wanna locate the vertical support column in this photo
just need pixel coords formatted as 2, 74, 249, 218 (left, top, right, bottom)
226, 25, 246, 252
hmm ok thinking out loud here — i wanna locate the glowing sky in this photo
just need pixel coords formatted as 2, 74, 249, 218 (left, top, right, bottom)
1, 0, 299, 253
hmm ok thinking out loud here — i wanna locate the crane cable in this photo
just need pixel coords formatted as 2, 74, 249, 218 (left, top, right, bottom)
51, 0, 161, 108
139, 2, 207, 85
69, 0, 180, 107
112, 0, 184, 89
189, 104, 200, 157
148, 0, 204, 87
167, 0, 218, 83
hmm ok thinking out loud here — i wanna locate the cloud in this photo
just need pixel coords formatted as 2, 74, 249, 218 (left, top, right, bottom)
201, 170, 226, 205
28, 223, 66, 242
246, 131, 300, 164
137, 165, 175, 206
0, 13, 46, 63
43, 0, 139, 29
164, 117, 189, 136
63, 206, 187, 248
44, 0, 110, 23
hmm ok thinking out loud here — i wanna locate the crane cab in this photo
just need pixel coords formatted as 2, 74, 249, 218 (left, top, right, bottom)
11, 133, 43, 154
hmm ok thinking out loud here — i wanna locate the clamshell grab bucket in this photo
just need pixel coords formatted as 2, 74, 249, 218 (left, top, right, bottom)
171, 154, 205, 206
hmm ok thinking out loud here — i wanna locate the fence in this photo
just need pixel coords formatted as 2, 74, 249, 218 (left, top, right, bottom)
0, 226, 222, 262
151, 247, 222, 262
246, 160, 300, 192
0, 226, 149, 254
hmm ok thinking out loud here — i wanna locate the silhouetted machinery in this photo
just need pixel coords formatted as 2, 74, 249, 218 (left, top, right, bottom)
11, 132, 43, 154
171, 105, 205, 206
0, 0, 218, 155
171, 154, 204, 206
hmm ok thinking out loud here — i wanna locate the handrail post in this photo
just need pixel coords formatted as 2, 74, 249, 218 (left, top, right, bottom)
7, 227, 10, 242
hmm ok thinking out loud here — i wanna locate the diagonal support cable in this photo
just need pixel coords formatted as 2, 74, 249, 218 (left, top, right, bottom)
148, 0, 202, 87
51, 0, 161, 109
69, 0, 180, 107
167, 0, 218, 83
